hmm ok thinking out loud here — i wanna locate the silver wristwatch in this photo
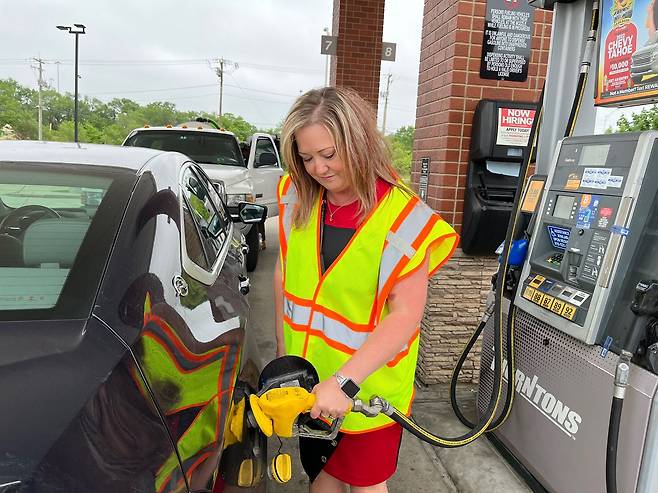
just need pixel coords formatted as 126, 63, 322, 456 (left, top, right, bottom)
334, 372, 360, 398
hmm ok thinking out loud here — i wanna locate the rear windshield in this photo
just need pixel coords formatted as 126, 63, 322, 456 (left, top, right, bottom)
125, 130, 245, 167
0, 164, 136, 321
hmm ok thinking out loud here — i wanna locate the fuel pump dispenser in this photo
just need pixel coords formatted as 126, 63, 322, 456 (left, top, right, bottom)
478, 132, 658, 493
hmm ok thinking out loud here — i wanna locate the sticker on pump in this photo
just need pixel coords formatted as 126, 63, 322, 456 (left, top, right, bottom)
547, 225, 571, 250
561, 303, 577, 321
565, 173, 581, 191
576, 195, 600, 229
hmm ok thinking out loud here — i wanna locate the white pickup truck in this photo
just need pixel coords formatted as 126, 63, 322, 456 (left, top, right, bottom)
123, 120, 283, 271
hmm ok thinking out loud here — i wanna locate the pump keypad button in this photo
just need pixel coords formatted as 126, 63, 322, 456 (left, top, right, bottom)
523, 286, 537, 300
551, 299, 565, 314
540, 295, 555, 309
561, 304, 577, 320
532, 290, 544, 304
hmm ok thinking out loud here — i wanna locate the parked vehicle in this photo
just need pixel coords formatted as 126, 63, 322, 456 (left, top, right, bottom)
122, 120, 283, 271
0, 141, 268, 492
630, 41, 658, 85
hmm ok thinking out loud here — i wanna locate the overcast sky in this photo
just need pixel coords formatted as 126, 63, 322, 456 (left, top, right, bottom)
1, 0, 423, 133
1, 0, 648, 135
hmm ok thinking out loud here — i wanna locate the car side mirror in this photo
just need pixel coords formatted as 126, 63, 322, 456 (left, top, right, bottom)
255, 152, 277, 167
237, 202, 267, 224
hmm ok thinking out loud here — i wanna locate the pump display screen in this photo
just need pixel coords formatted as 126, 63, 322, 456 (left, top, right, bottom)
579, 144, 610, 166
553, 195, 575, 219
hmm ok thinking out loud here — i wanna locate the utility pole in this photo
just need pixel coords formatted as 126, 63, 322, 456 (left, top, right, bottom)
32, 57, 46, 140
55, 61, 61, 93
380, 73, 393, 134
209, 58, 238, 118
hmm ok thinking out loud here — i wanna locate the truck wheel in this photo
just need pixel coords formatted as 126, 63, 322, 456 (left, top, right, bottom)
246, 226, 260, 272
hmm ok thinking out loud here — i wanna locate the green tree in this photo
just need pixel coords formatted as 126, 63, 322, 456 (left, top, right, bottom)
0, 78, 266, 145
616, 105, 658, 132
386, 125, 414, 182
218, 113, 257, 141
0, 79, 38, 139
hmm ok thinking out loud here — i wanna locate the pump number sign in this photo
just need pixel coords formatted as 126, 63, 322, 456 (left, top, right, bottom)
596, 0, 658, 106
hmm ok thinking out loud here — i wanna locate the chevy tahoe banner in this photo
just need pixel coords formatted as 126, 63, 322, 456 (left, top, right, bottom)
596, 0, 658, 105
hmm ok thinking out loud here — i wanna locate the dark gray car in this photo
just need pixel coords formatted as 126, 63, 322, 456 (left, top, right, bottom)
0, 141, 267, 493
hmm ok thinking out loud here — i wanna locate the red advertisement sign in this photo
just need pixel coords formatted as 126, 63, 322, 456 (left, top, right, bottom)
496, 108, 536, 146
602, 23, 638, 93
596, 0, 658, 106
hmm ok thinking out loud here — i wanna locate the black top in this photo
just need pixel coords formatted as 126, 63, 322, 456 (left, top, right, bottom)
321, 224, 356, 272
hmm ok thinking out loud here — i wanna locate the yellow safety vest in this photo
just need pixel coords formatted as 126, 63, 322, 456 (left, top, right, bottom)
277, 175, 458, 433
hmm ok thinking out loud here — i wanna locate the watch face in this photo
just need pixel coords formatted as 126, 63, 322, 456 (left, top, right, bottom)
341, 379, 360, 399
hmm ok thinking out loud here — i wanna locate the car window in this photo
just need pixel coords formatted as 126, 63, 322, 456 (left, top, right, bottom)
181, 167, 229, 273
125, 130, 245, 167
255, 137, 278, 166
194, 166, 231, 235
0, 164, 135, 319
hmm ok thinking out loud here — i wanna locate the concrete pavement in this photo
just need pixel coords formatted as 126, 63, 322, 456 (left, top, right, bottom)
247, 218, 530, 493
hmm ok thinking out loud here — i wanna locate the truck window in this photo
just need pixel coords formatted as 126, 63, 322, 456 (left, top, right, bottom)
255, 137, 278, 167
125, 130, 245, 168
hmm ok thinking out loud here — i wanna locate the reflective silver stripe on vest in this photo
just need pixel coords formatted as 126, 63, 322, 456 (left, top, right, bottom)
281, 182, 298, 247
283, 297, 370, 351
311, 311, 369, 351
378, 200, 434, 298
284, 296, 312, 325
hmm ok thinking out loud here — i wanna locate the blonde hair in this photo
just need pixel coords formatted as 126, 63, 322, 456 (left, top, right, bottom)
281, 87, 401, 227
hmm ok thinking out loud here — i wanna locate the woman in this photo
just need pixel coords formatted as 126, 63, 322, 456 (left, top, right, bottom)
274, 87, 458, 492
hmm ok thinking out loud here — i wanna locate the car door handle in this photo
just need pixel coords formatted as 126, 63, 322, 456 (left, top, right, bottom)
238, 275, 250, 295
173, 275, 189, 297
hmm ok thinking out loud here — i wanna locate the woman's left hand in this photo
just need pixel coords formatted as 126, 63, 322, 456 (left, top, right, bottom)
310, 376, 352, 420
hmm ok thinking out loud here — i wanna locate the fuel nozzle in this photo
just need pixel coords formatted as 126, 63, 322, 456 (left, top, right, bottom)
624, 280, 658, 355
631, 280, 658, 317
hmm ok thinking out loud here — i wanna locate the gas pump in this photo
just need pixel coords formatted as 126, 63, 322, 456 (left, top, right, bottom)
478, 131, 658, 492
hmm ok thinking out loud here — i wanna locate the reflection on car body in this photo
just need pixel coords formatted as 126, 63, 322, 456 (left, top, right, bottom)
0, 141, 267, 493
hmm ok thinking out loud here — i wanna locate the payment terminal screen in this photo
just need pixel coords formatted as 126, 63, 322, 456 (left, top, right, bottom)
553, 195, 575, 219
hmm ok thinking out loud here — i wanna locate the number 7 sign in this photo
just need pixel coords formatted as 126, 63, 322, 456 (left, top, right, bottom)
321, 35, 337, 55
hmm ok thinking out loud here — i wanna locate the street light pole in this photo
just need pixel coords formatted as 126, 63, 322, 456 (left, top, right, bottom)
57, 23, 86, 143
323, 27, 330, 86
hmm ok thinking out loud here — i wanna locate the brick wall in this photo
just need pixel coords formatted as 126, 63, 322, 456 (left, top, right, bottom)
331, 0, 386, 109
414, 0, 553, 384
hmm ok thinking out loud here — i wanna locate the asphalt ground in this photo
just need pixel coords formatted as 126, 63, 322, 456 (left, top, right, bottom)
247, 218, 530, 493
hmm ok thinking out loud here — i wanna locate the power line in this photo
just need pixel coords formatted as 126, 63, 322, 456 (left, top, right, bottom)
87, 82, 299, 98
3, 57, 323, 74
